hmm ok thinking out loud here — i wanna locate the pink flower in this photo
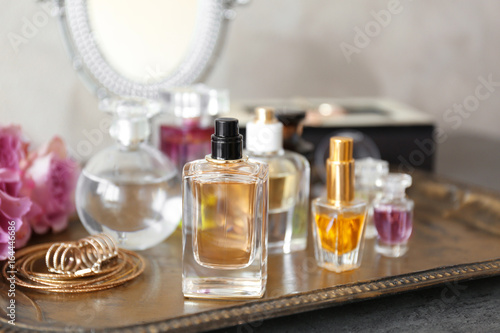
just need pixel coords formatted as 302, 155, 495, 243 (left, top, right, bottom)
0, 125, 28, 171
23, 137, 80, 234
0, 125, 32, 260
0, 170, 32, 260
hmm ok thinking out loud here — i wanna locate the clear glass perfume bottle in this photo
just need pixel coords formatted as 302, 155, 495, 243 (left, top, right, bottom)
373, 173, 414, 257
182, 118, 269, 299
76, 98, 182, 250
355, 157, 389, 239
312, 137, 367, 272
245, 107, 310, 254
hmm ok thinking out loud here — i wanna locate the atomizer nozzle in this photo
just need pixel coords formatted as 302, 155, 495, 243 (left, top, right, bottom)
327, 137, 354, 203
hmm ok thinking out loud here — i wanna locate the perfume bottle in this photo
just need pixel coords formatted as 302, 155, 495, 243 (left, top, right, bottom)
157, 85, 229, 173
312, 137, 367, 272
75, 98, 182, 250
182, 118, 269, 299
275, 109, 314, 164
355, 158, 389, 239
245, 107, 310, 254
373, 173, 414, 257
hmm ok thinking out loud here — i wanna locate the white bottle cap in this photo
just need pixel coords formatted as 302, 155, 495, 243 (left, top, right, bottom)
355, 157, 389, 187
246, 107, 283, 153
376, 173, 412, 194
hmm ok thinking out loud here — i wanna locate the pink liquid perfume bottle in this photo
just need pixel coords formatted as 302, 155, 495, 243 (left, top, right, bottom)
158, 85, 228, 173
160, 119, 213, 173
373, 173, 414, 257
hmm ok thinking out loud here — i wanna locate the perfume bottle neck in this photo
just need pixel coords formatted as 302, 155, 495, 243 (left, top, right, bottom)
206, 155, 248, 165
109, 117, 150, 149
383, 189, 406, 199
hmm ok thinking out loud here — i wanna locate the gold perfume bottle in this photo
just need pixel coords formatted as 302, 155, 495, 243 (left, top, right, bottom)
246, 107, 310, 254
182, 118, 269, 299
312, 137, 367, 272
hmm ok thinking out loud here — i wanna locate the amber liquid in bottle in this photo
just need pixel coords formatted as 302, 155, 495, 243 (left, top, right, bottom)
268, 171, 297, 211
314, 213, 365, 255
194, 180, 257, 268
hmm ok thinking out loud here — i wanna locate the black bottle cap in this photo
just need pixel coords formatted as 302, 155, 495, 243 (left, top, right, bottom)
211, 118, 243, 160
275, 109, 307, 126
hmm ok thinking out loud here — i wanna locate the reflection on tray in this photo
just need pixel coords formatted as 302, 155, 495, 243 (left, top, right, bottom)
410, 174, 500, 236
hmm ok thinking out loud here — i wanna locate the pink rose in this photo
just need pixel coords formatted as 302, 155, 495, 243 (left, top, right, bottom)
23, 137, 80, 234
0, 125, 32, 260
0, 125, 28, 171
0, 170, 32, 260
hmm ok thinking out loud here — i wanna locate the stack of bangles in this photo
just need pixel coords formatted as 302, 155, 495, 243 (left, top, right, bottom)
1, 234, 145, 293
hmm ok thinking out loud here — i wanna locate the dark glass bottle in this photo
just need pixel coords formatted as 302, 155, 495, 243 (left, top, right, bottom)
275, 109, 314, 164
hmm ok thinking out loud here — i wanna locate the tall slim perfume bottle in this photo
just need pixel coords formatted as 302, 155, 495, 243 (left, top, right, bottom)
312, 137, 367, 272
355, 157, 389, 239
373, 173, 414, 257
246, 107, 310, 254
182, 118, 269, 299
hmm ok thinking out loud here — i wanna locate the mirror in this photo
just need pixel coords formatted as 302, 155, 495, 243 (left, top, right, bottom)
87, 0, 198, 84
58, 0, 244, 99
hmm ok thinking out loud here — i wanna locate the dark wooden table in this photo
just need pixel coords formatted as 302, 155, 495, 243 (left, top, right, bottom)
210, 275, 500, 332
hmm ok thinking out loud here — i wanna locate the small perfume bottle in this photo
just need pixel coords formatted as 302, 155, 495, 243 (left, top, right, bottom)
246, 107, 310, 254
76, 98, 182, 250
355, 158, 389, 239
312, 137, 367, 272
373, 173, 414, 257
182, 118, 269, 299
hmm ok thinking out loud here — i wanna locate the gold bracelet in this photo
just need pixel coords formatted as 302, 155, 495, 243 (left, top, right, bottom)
2, 234, 145, 293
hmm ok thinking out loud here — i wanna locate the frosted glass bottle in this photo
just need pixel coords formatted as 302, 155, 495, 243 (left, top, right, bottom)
245, 107, 310, 254
75, 98, 182, 250
182, 118, 269, 299
355, 157, 389, 239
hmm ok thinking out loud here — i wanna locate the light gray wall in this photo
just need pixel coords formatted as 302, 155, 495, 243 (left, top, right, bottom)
209, 0, 500, 139
1, 0, 499, 187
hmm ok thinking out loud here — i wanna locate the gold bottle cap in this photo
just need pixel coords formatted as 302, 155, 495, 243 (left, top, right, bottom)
327, 137, 354, 203
255, 107, 278, 124
330, 137, 353, 162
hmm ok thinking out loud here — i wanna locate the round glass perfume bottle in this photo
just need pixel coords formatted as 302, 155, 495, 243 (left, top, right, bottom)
373, 173, 414, 257
75, 98, 182, 250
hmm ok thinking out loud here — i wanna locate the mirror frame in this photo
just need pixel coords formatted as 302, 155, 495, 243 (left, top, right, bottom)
55, 0, 244, 99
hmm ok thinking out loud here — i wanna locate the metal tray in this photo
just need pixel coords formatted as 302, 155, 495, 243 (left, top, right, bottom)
1, 172, 500, 332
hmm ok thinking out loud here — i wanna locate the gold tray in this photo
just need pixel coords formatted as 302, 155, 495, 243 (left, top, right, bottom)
2, 172, 500, 332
